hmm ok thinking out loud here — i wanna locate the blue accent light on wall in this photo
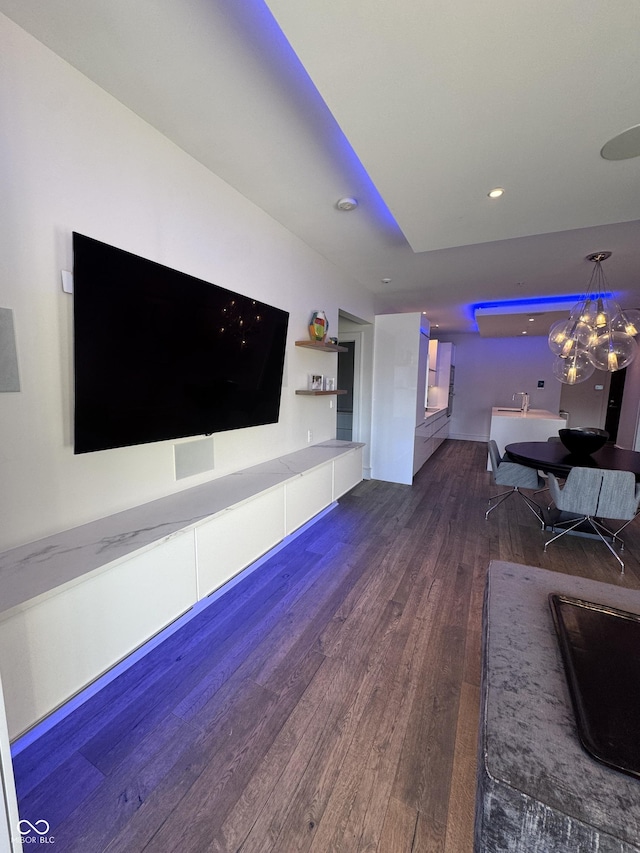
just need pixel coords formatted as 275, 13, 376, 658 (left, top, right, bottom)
236, 0, 401, 234
471, 293, 613, 313
468, 292, 614, 334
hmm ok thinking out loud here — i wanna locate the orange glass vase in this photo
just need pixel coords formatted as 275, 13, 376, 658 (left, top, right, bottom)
309, 310, 328, 342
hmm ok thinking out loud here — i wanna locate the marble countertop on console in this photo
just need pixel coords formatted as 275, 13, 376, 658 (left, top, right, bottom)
482, 561, 640, 849
0, 441, 363, 617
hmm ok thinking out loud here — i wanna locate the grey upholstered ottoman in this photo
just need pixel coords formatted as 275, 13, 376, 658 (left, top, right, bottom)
475, 561, 640, 852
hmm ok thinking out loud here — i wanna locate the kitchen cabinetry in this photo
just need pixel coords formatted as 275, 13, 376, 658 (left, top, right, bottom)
371, 312, 431, 484
413, 408, 449, 474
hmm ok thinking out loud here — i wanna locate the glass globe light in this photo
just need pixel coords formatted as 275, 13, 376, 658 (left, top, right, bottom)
548, 319, 569, 354
552, 349, 595, 384
612, 308, 640, 337
575, 298, 597, 328
588, 331, 638, 372
593, 297, 611, 331
548, 319, 594, 355
567, 296, 599, 330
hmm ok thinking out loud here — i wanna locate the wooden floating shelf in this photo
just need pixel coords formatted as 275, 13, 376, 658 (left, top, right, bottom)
295, 340, 348, 353
295, 389, 348, 396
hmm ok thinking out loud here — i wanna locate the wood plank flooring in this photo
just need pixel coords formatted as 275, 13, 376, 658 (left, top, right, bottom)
12, 440, 640, 852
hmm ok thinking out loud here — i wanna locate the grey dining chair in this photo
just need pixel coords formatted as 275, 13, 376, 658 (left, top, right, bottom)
544, 467, 640, 573
486, 440, 545, 527
534, 435, 564, 504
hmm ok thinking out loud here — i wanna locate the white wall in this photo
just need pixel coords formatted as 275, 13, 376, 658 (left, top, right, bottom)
442, 334, 563, 442
0, 15, 375, 552
370, 313, 427, 484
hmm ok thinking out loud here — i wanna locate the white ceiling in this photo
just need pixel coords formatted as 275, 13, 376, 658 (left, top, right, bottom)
2, 0, 639, 334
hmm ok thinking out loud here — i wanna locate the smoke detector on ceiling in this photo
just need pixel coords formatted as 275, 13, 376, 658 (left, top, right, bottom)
336, 197, 358, 211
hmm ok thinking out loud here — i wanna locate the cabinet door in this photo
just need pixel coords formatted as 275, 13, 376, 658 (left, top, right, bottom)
196, 487, 286, 599
286, 465, 333, 533
334, 447, 363, 499
413, 432, 431, 474
0, 532, 197, 739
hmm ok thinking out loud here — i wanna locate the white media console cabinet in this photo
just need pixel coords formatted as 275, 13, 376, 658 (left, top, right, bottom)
0, 440, 364, 742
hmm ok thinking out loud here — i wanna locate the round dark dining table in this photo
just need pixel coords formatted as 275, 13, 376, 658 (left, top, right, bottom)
505, 441, 640, 482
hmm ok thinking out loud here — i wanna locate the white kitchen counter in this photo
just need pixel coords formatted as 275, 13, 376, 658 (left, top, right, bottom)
489, 407, 566, 467
422, 405, 447, 422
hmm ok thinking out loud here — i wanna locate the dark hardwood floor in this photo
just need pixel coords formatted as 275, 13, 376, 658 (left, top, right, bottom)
12, 440, 640, 852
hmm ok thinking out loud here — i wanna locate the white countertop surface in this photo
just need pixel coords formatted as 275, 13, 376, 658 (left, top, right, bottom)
422, 406, 447, 421
491, 407, 564, 420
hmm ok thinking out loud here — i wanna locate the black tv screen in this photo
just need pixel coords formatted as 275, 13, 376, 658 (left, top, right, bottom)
73, 233, 289, 454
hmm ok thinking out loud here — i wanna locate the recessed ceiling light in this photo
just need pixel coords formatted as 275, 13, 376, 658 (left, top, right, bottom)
336, 197, 358, 211
488, 188, 504, 199
381, 277, 391, 284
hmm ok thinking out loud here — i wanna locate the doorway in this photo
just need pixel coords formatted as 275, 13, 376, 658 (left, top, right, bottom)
559, 367, 627, 443
337, 341, 355, 440
559, 373, 610, 431
337, 311, 372, 455
604, 368, 627, 443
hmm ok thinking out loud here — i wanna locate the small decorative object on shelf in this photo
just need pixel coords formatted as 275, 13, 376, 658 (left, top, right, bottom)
309, 310, 328, 342
324, 377, 336, 391
309, 374, 324, 391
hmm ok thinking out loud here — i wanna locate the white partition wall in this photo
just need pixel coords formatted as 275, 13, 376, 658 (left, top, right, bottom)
371, 313, 430, 484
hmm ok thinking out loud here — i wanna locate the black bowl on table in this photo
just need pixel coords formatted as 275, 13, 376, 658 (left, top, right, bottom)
559, 427, 609, 456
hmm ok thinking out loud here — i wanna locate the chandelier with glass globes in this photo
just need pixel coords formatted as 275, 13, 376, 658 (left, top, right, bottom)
548, 252, 640, 384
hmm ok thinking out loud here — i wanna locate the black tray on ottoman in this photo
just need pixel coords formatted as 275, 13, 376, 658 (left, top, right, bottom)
549, 593, 640, 780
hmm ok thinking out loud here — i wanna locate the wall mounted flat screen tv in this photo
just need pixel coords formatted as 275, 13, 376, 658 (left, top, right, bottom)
73, 233, 289, 454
